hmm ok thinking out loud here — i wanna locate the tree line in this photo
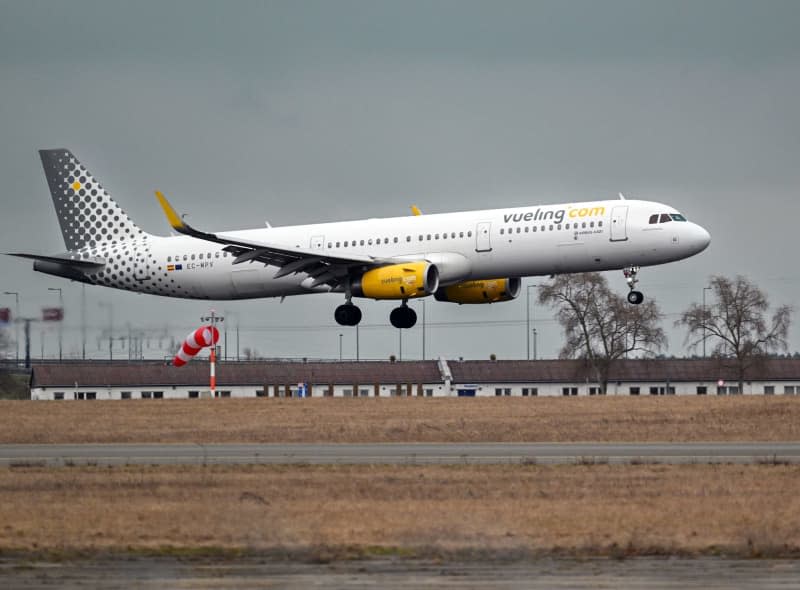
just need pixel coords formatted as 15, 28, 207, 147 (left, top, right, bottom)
538, 273, 793, 395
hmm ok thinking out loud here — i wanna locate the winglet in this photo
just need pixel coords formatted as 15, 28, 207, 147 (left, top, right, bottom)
155, 191, 186, 231
411, 205, 422, 216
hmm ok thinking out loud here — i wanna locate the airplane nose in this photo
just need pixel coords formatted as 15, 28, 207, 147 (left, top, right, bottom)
691, 223, 711, 253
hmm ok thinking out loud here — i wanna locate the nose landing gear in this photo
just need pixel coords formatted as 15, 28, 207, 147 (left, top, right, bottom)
390, 300, 417, 329
624, 266, 644, 305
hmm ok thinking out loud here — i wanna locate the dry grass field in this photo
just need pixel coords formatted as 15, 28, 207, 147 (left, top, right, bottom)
0, 463, 798, 557
1, 396, 799, 443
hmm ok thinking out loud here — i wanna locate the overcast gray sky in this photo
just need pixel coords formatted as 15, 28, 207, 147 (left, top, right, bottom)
1, 0, 799, 361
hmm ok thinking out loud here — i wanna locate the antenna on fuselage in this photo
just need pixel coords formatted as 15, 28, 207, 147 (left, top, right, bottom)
618, 192, 626, 200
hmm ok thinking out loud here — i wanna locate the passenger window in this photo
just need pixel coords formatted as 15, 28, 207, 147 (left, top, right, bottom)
582, 222, 586, 228
565, 224, 569, 230
649, 214, 659, 224
427, 234, 431, 240
598, 221, 603, 227
191, 254, 196, 260
198, 253, 203, 260
183, 255, 188, 261
500, 228, 504, 235
360, 240, 365, 246
435, 233, 439, 239
589, 222, 594, 228
451, 232, 456, 238
659, 214, 672, 223
384, 238, 389, 244
442, 233, 447, 239
368, 239, 373, 245
516, 227, 521, 233
467, 231, 472, 237
549, 225, 553, 231
327, 242, 332, 248
336, 241, 340, 247
167, 256, 172, 262
524, 226, 529, 233
557, 224, 562, 231
215, 252, 220, 258
459, 232, 464, 238
406, 236, 410, 242
532, 226, 537, 232
394, 237, 399, 243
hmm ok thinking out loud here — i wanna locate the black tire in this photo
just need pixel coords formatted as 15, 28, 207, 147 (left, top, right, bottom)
627, 290, 644, 305
335, 304, 362, 326
390, 306, 417, 329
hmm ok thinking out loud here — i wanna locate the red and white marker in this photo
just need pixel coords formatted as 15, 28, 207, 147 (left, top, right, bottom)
172, 326, 220, 367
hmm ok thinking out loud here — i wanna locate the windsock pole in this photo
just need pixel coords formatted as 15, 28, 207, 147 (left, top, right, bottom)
210, 345, 216, 397
200, 310, 224, 398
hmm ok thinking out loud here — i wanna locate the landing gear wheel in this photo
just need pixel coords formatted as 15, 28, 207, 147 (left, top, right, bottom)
335, 303, 362, 326
390, 306, 417, 329
627, 290, 644, 305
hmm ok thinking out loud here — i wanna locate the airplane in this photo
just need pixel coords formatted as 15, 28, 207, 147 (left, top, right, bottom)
8, 149, 711, 329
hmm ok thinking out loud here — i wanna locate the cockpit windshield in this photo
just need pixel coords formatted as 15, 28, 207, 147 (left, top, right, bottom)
649, 212, 688, 224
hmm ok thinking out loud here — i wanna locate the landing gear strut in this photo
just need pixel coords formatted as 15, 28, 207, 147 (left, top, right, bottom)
334, 302, 362, 326
623, 266, 644, 304
390, 300, 417, 329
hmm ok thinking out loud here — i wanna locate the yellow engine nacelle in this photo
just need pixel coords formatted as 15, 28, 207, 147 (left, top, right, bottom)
352, 262, 439, 300
434, 277, 521, 304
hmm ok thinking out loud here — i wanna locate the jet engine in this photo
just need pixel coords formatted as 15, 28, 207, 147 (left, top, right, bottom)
434, 277, 521, 304
351, 262, 439, 300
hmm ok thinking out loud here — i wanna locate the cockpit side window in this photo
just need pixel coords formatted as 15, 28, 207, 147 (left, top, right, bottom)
670, 213, 687, 222
648, 214, 658, 224
659, 213, 672, 223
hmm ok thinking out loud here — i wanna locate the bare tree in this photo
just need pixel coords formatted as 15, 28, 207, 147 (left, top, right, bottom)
677, 275, 792, 393
538, 273, 666, 394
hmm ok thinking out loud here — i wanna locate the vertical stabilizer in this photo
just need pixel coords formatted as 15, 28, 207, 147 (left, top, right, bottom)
39, 149, 146, 250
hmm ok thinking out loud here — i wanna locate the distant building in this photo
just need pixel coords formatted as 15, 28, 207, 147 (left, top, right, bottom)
28, 358, 800, 400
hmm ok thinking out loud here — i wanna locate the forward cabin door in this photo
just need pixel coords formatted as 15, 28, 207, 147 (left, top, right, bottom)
310, 235, 324, 250
610, 206, 629, 242
475, 221, 492, 252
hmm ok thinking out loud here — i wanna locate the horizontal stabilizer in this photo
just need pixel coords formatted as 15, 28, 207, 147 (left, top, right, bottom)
5, 252, 106, 270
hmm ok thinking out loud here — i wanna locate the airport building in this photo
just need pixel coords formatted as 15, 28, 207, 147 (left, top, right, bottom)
28, 357, 800, 400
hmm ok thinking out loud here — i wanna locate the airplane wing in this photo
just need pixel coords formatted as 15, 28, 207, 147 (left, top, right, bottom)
156, 192, 394, 289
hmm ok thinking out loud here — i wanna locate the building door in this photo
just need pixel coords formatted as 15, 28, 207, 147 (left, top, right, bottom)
610, 206, 629, 242
475, 222, 492, 252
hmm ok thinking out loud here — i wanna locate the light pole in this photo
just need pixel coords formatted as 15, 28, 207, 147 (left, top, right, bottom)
533, 328, 538, 361
3, 291, 19, 365
98, 301, 113, 361
356, 324, 360, 361
399, 328, 402, 361
48, 287, 62, 361
421, 299, 426, 361
526, 284, 537, 360
338, 333, 343, 361
702, 286, 712, 358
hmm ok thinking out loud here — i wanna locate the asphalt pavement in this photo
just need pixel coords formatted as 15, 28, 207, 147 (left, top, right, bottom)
1, 442, 799, 466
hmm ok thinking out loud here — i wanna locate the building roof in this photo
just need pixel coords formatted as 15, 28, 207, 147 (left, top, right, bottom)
29, 358, 800, 389
448, 358, 800, 383
30, 360, 441, 388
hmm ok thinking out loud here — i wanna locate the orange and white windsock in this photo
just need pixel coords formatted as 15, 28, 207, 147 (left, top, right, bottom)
172, 326, 220, 367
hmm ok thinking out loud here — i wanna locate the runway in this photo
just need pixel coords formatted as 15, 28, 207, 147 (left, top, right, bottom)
1, 442, 799, 466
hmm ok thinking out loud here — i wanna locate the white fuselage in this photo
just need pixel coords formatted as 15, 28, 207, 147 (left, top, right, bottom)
78, 198, 710, 300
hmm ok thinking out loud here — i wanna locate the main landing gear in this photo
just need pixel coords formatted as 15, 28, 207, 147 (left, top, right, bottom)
334, 299, 418, 329
624, 266, 644, 305
389, 300, 417, 329
334, 302, 362, 326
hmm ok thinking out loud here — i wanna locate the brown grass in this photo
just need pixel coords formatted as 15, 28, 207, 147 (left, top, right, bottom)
1, 397, 800, 444
0, 463, 798, 557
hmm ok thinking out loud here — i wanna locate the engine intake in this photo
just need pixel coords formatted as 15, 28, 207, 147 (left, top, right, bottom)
434, 277, 521, 304
352, 262, 439, 300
